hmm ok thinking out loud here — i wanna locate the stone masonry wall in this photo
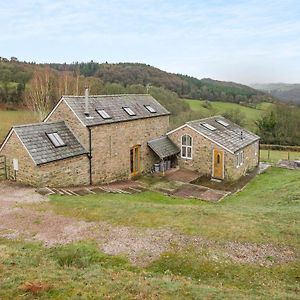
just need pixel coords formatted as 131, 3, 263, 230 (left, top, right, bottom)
168, 126, 216, 176
46, 100, 89, 149
90, 116, 169, 184
1, 132, 39, 185
1, 131, 89, 187
168, 126, 259, 181
225, 141, 259, 181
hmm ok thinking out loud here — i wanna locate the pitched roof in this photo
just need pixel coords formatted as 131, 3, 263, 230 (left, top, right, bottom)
168, 116, 260, 153
148, 136, 180, 159
12, 121, 87, 165
61, 94, 170, 127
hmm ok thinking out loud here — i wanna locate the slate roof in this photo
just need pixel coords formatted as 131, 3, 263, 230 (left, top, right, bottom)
13, 121, 88, 165
62, 94, 170, 127
185, 116, 260, 153
148, 136, 180, 159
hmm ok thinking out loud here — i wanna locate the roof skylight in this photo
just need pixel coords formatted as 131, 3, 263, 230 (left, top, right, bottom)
216, 119, 229, 127
145, 105, 156, 113
47, 132, 65, 147
123, 107, 136, 116
96, 109, 111, 119
201, 123, 217, 131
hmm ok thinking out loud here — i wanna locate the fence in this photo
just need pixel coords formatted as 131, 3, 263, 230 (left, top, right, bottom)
260, 145, 300, 163
0, 155, 6, 180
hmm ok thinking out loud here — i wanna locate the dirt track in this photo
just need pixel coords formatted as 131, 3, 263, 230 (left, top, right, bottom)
0, 181, 297, 266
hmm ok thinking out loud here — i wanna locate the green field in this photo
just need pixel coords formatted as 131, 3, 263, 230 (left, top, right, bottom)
0, 110, 37, 143
260, 149, 300, 163
1, 168, 299, 299
184, 99, 273, 130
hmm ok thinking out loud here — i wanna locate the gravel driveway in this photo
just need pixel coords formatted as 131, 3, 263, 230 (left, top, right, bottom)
0, 181, 297, 266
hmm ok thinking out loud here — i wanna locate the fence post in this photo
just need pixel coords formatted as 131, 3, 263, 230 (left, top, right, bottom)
288, 151, 290, 160
268, 149, 270, 160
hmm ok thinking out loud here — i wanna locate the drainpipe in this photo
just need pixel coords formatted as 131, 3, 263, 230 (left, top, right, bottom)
88, 127, 92, 185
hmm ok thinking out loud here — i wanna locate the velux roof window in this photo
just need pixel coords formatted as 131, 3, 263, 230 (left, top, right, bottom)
123, 107, 136, 116
47, 132, 65, 147
216, 119, 229, 127
201, 123, 217, 131
145, 105, 156, 113
96, 109, 111, 119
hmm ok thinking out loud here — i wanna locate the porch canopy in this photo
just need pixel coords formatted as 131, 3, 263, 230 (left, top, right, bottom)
148, 136, 180, 160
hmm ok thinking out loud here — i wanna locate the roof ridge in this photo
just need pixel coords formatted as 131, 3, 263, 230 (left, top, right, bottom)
63, 94, 151, 98
13, 120, 65, 129
187, 115, 223, 123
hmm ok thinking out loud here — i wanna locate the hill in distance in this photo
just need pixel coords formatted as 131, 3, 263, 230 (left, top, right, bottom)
251, 83, 300, 105
0, 58, 275, 108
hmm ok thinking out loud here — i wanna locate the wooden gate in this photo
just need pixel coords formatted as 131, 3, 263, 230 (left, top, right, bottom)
0, 155, 7, 180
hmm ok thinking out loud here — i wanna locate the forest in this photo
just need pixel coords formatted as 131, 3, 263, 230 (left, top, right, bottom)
0, 57, 299, 145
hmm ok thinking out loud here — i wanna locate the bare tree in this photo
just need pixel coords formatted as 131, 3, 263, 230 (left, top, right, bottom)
25, 67, 53, 121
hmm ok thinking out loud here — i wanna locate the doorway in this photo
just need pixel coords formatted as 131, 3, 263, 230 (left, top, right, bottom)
130, 145, 141, 177
213, 149, 224, 179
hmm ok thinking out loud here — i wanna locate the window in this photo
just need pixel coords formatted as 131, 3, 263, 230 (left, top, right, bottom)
216, 119, 229, 127
236, 151, 244, 167
201, 123, 216, 131
47, 132, 65, 147
181, 134, 192, 159
123, 107, 136, 116
145, 105, 156, 113
96, 109, 111, 119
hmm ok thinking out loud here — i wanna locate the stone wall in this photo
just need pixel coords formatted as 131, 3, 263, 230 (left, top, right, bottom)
168, 126, 259, 180
46, 100, 89, 149
168, 126, 216, 176
1, 131, 89, 187
225, 141, 259, 181
90, 116, 169, 184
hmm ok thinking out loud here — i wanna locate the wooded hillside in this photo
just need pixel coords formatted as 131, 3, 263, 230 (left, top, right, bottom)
0, 58, 274, 108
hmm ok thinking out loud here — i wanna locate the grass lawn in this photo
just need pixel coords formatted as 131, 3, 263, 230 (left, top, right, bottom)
1, 168, 298, 298
260, 149, 300, 163
184, 99, 271, 130
0, 110, 37, 143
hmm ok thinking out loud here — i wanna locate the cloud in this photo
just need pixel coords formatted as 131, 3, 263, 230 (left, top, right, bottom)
0, 0, 299, 83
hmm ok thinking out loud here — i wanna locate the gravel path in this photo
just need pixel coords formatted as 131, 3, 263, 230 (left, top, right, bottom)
0, 181, 297, 266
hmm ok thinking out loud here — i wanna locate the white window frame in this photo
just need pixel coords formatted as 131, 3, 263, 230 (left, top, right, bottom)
145, 105, 156, 113
181, 134, 192, 159
96, 109, 111, 119
47, 132, 65, 147
236, 150, 244, 168
123, 107, 136, 116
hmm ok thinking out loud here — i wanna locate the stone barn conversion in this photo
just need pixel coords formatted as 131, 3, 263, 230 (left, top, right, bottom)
0, 91, 260, 187
0, 121, 89, 186
167, 116, 260, 181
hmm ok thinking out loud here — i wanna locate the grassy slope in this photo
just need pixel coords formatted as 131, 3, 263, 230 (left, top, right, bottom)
47, 168, 300, 248
184, 99, 273, 130
1, 168, 297, 298
0, 110, 37, 143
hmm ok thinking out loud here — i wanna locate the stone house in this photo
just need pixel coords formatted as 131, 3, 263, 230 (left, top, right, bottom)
0, 121, 89, 186
167, 116, 260, 181
0, 93, 178, 187
0, 91, 259, 187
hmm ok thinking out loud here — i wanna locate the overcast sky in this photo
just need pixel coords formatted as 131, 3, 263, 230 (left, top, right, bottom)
1, 0, 300, 84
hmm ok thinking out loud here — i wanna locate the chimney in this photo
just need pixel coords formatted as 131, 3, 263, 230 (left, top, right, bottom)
84, 87, 89, 116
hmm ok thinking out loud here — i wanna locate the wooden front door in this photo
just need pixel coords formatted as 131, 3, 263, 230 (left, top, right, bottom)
130, 145, 141, 177
213, 149, 224, 179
